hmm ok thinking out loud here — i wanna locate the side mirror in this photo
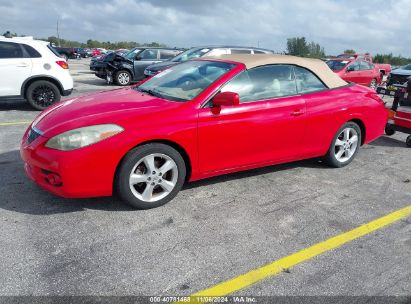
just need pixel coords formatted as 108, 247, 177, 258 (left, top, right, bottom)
213, 92, 240, 107
135, 55, 142, 60
346, 66, 355, 72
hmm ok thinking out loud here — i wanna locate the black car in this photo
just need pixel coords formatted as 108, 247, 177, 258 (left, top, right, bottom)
90, 48, 140, 79
75, 48, 90, 58
52, 46, 78, 60
387, 64, 411, 86
105, 47, 183, 86
144, 46, 274, 77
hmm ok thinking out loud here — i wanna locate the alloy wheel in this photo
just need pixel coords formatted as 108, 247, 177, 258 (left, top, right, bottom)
334, 127, 359, 163
32, 85, 56, 107
117, 72, 130, 85
128, 153, 178, 203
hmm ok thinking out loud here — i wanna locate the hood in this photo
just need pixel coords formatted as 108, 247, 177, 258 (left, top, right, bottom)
146, 61, 179, 72
391, 68, 411, 76
33, 88, 178, 137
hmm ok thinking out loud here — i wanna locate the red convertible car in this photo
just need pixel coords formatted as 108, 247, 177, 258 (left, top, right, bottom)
21, 55, 387, 209
326, 58, 382, 89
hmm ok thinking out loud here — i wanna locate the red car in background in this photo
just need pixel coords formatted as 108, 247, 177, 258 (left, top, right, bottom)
336, 53, 392, 78
20, 55, 387, 209
90, 48, 102, 57
326, 58, 381, 89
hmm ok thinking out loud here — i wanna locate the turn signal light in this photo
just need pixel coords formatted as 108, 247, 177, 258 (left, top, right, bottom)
56, 61, 69, 69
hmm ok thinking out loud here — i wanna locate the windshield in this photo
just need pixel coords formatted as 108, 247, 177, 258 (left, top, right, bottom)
124, 48, 142, 59
135, 60, 236, 102
326, 60, 350, 71
171, 48, 211, 63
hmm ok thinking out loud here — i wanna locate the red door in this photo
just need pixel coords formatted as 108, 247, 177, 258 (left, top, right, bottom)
197, 95, 306, 174
343, 61, 362, 84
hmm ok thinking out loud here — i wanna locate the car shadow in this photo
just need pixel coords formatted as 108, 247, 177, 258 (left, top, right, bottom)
0, 149, 328, 215
368, 135, 408, 148
0, 99, 38, 111
183, 158, 326, 190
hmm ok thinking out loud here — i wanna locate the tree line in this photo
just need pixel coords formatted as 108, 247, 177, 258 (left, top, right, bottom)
286, 36, 411, 65
3, 30, 411, 65
2, 31, 167, 49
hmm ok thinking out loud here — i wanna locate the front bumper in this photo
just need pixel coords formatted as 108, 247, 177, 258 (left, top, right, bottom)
20, 128, 123, 198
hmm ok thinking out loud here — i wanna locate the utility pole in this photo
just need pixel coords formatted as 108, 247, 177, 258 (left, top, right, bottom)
56, 17, 61, 46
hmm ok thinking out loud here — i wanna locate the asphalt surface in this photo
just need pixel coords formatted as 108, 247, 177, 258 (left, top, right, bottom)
0, 58, 410, 299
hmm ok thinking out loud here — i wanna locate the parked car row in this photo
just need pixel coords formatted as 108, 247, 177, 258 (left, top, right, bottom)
52, 47, 110, 60
91, 45, 274, 86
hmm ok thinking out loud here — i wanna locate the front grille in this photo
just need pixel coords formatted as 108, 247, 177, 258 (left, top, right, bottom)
27, 128, 42, 144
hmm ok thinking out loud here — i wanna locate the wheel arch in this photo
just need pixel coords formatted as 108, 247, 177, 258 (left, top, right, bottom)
348, 118, 366, 145
114, 139, 193, 188
21, 75, 64, 98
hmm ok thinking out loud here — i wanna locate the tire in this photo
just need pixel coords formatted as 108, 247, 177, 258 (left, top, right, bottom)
406, 136, 411, 148
115, 143, 186, 209
26, 80, 61, 110
370, 78, 377, 90
385, 125, 396, 136
115, 70, 132, 86
324, 122, 361, 168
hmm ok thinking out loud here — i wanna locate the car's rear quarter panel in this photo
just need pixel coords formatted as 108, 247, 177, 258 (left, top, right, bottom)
302, 85, 386, 159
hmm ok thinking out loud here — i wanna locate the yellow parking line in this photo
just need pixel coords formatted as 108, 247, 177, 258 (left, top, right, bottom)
0, 121, 31, 126
190, 205, 411, 297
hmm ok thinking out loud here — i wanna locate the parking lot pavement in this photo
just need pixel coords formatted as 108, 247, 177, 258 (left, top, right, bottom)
0, 60, 410, 298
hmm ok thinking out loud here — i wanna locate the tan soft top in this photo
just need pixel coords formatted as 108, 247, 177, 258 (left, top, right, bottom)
202, 54, 347, 89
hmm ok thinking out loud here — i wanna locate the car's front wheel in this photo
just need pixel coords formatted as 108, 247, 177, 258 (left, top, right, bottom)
116, 143, 186, 209
324, 122, 361, 168
115, 70, 132, 86
26, 80, 61, 110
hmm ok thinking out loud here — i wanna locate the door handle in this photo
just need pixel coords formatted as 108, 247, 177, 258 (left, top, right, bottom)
291, 110, 304, 116
17, 63, 29, 67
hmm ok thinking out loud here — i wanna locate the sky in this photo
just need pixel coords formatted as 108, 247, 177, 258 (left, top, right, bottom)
1, 0, 410, 56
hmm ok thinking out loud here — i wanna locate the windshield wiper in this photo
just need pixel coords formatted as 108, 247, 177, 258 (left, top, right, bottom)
136, 87, 164, 98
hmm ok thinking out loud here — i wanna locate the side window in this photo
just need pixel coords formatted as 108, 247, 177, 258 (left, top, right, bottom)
348, 62, 360, 71
221, 65, 297, 103
139, 49, 158, 60
159, 50, 176, 60
22, 44, 41, 58
207, 48, 228, 56
359, 61, 371, 70
0, 42, 24, 58
294, 66, 327, 94
253, 50, 267, 54
230, 49, 252, 54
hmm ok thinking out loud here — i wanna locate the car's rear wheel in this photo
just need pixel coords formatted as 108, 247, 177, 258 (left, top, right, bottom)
370, 78, 377, 89
406, 135, 411, 148
26, 80, 61, 110
324, 122, 361, 168
115, 70, 132, 86
385, 125, 396, 136
116, 143, 186, 209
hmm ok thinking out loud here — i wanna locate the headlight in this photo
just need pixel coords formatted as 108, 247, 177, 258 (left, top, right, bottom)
45, 124, 124, 151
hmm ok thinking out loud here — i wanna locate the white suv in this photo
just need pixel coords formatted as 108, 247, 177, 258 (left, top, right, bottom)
0, 36, 73, 110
